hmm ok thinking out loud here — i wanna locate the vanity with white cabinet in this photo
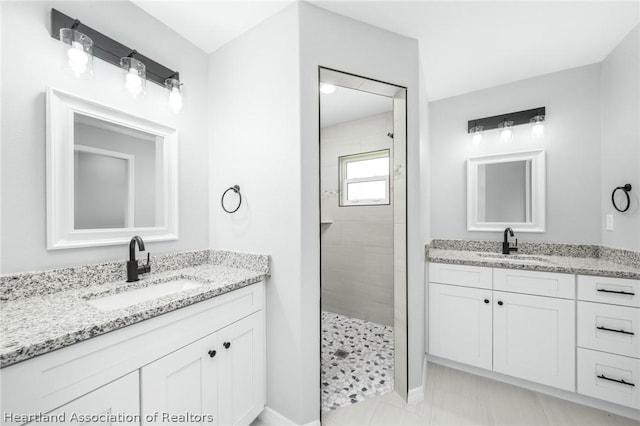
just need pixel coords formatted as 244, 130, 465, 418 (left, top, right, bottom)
0, 251, 269, 426
429, 263, 575, 391
427, 245, 640, 416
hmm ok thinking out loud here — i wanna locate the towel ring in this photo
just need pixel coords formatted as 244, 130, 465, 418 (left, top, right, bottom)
612, 184, 632, 213
221, 185, 242, 214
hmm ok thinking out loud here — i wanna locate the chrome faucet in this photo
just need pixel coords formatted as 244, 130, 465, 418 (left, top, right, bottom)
502, 228, 518, 255
127, 236, 151, 282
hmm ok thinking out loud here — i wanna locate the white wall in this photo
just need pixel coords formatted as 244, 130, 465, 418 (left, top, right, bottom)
321, 112, 394, 326
429, 64, 602, 244
0, 1, 209, 273
601, 25, 640, 251
207, 4, 305, 423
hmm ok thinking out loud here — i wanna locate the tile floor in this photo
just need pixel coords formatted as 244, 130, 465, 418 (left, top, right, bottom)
252, 363, 639, 426
321, 311, 394, 411
319, 363, 640, 426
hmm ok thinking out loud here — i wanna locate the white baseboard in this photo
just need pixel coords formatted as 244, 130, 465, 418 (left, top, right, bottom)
407, 386, 424, 403
407, 353, 428, 404
258, 406, 321, 426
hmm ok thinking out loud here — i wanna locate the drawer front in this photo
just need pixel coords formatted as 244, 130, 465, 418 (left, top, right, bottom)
429, 263, 492, 290
494, 268, 575, 299
577, 348, 640, 409
578, 301, 639, 358
578, 275, 640, 308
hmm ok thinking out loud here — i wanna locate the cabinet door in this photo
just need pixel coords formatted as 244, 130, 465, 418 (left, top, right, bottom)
493, 291, 575, 391
141, 333, 218, 425
32, 372, 139, 425
428, 283, 493, 369
217, 312, 265, 426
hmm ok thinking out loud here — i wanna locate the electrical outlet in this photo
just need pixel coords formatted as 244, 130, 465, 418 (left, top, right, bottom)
606, 214, 614, 231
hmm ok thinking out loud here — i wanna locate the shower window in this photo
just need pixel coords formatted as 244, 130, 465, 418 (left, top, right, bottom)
339, 149, 390, 206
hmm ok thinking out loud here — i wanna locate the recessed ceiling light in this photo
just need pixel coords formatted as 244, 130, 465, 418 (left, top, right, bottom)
320, 82, 336, 94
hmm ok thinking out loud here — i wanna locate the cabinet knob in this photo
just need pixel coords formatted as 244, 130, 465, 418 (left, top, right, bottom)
208, 350, 217, 358
484, 299, 490, 304
223, 342, 231, 349
497, 301, 503, 306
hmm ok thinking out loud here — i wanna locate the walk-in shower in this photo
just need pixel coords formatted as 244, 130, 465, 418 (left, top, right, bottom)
319, 67, 408, 414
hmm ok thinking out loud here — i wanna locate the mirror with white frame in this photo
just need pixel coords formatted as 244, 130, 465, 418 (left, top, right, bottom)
46, 87, 178, 249
467, 150, 545, 232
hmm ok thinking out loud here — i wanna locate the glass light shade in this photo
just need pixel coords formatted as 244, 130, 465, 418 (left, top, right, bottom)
165, 77, 183, 112
120, 57, 146, 97
498, 120, 514, 142
530, 115, 545, 138
470, 125, 484, 144
59, 28, 93, 78
320, 82, 336, 94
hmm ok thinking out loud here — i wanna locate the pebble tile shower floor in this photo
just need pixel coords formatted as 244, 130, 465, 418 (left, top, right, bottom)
321, 311, 394, 411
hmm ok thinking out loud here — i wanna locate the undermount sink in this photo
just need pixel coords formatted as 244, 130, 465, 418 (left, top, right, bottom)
86, 279, 203, 312
476, 253, 553, 265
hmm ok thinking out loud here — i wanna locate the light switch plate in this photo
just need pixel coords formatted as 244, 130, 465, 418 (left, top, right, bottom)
606, 214, 614, 231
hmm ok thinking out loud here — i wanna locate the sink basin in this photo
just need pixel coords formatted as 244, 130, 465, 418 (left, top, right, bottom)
476, 253, 553, 265
86, 279, 202, 312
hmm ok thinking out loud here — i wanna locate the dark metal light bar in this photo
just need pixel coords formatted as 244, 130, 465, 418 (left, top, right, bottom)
468, 107, 545, 133
50, 8, 179, 87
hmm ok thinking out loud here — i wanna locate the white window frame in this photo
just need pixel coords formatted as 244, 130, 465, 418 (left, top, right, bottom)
339, 149, 390, 206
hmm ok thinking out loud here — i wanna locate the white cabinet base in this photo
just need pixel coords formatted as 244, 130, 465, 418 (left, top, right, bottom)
428, 283, 492, 369
493, 291, 575, 391
578, 348, 640, 410
429, 355, 640, 421
30, 372, 139, 425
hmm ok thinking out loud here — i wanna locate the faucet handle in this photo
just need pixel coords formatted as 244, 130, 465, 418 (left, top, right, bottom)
146, 252, 150, 265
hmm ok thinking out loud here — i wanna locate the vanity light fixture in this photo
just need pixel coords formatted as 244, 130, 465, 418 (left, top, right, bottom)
59, 21, 93, 78
320, 82, 337, 94
498, 120, 514, 142
530, 110, 545, 138
468, 107, 545, 143
470, 124, 484, 144
165, 74, 183, 113
51, 9, 182, 110
121, 53, 146, 98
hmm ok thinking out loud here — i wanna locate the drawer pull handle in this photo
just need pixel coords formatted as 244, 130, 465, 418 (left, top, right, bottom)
596, 326, 635, 336
597, 374, 635, 387
596, 288, 635, 296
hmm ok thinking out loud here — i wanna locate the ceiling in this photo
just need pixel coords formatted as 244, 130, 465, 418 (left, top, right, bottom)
320, 86, 393, 127
135, 1, 639, 101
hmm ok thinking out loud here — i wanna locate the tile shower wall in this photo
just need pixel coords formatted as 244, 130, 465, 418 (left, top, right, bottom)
321, 112, 394, 326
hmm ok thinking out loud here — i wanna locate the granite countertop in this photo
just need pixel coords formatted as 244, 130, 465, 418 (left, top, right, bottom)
428, 248, 640, 280
0, 252, 269, 368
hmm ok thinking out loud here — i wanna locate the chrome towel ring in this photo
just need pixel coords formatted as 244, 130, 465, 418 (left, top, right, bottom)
221, 185, 242, 213
612, 184, 632, 213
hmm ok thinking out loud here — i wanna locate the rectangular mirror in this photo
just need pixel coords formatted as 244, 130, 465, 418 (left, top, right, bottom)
467, 149, 545, 232
47, 87, 178, 249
